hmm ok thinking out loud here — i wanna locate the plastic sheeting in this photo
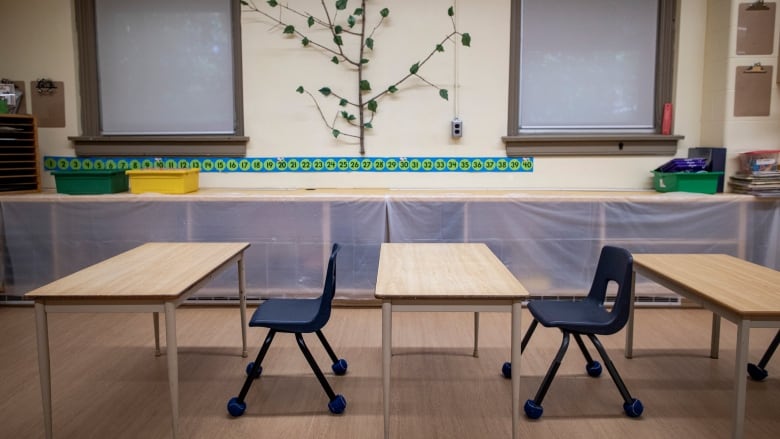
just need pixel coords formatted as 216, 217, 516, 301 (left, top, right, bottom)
1, 190, 778, 302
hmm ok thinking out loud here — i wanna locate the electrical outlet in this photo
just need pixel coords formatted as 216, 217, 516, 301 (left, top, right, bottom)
451, 118, 463, 138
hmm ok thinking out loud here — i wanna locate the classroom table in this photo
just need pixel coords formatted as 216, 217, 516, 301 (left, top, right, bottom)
374, 243, 529, 439
25, 242, 251, 439
624, 253, 780, 439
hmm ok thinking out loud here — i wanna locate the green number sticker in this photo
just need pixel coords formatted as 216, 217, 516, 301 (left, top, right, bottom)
70, 159, 81, 170
264, 159, 276, 171
521, 158, 533, 171
399, 160, 409, 170
484, 159, 495, 170
471, 159, 483, 171
361, 159, 372, 170
190, 160, 201, 169
130, 160, 142, 170
239, 159, 250, 171
386, 159, 398, 170
214, 159, 226, 171
202, 160, 214, 171
57, 158, 69, 170
374, 159, 385, 171
227, 159, 238, 171
178, 159, 189, 169
434, 159, 446, 170
313, 159, 325, 171
44, 158, 56, 170
497, 159, 508, 171
409, 159, 421, 171
325, 158, 337, 171
94, 160, 105, 170
117, 160, 129, 169
141, 159, 153, 169
300, 159, 312, 171
106, 160, 116, 170
338, 158, 349, 171
509, 159, 521, 171
164, 159, 176, 169
277, 159, 288, 171
288, 159, 300, 171
447, 159, 458, 171
251, 159, 263, 170
458, 159, 470, 170
79, 159, 92, 170
349, 159, 360, 170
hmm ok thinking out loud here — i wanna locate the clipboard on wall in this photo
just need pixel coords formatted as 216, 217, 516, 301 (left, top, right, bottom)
737, 1, 776, 55
30, 80, 65, 128
734, 63, 773, 116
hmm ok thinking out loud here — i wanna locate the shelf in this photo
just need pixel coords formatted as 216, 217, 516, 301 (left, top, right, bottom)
0, 114, 39, 193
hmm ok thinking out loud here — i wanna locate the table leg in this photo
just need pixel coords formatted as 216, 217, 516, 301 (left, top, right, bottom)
238, 256, 248, 357
625, 270, 636, 359
164, 302, 179, 439
34, 302, 53, 439
473, 312, 480, 357
711, 314, 721, 359
153, 312, 161, 356
511, 301, 522, 439
732, 320, 749, 439
382, 301, 392, 439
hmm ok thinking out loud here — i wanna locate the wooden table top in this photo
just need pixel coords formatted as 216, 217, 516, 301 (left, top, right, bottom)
633, 253, 780, 319
25, 242, 250, 300
374, 243, 528, 300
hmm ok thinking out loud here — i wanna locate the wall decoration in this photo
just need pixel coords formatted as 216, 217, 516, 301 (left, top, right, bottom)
242, 0, 471, 155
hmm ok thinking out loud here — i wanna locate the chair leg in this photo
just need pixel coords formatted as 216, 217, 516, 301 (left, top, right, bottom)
748, 329, 780, 381
315, 329, 348, 375
295, 333, 338, 401
530, 330, 570, 406
586, 333, 635, 405
236, 329, 277, 403
573, 333, 602, 377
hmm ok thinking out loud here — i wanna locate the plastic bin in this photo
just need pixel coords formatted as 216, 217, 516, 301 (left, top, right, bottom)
652, 171, 723, 194
52, 170, 129, 194
738, 150, 780, 174
126, 169, 199, 194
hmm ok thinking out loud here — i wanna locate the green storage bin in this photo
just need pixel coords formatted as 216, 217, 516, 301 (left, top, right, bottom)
652, 171, 723, 194
52, 169, 129, 194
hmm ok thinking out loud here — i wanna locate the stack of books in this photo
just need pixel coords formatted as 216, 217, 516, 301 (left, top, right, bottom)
728, 172, 780, 197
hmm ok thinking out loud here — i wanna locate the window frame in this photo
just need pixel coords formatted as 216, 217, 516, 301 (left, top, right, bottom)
70, 0, 248, 157
503, 0, 682, 156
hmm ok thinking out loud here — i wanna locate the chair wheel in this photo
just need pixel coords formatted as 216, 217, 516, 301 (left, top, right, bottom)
227, 397, 246, 417
332, 358, 348, 375
748, 363, 768, 381
524, 399, 543, 419
328, 394, 347, 414
623, 398, 643, 417
502, 362, 512, 379
246, 362, 262, 379
586, 361, 602, 377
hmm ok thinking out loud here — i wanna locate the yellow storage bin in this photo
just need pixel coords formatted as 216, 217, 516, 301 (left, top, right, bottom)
126, 169, 199, 194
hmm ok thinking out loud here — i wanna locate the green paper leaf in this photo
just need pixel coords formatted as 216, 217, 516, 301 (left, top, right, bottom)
331, 56, 339, 64
240, 1, 249, 6
380, 8, 389, 17
301, 37, 310, 46
367, 100, 378, 112
296, 86, 304, 94
339, 99, 348, 106
334, 35, 343, 46
361, 58, 369, 64
307, 16, 315, 27
334, 25, 343, 34
332, 129, 341, 138
348, 15, 356, 27
461, 33, 471, 47
366, 38, 374, 50
267, 0, 278, 7
448, 6, 454, 16
364, 122, 373, 129
354, 8, 363, 16
319, 87, 332, 96
335, 0, 347, 11
340, 111, 355, 121
436, 44, 444, 52
387, 85, 398, 93
359, 80, 371, 91
410, 62, 420, 74
283, 25, 295, 34
439, 89, 449, 100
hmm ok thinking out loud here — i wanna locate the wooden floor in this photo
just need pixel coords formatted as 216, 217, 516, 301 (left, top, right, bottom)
1, 305, 779, 439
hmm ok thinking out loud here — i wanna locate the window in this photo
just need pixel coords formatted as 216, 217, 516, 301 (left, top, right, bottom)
71, 0, 247, 156
504, 0, 681, 156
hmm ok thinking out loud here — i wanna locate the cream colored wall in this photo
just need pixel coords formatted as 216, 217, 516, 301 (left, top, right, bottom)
1, 0, 761, 191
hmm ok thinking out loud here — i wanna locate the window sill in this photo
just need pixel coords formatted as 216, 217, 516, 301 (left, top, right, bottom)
503, 134, 683, 156
69, 135, 249, 157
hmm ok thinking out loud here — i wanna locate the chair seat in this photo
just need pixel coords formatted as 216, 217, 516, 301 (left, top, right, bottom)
528, 299, 617, 335
250, 297, 322, 333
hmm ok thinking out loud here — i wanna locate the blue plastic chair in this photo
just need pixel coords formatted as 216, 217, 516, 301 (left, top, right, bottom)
502, 246, 643, 419
227, 243, 348, 416
748, 329, 780, 381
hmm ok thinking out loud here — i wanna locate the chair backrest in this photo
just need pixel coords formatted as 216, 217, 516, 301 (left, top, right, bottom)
311, 243, 340, 330
585, 245, 634, 334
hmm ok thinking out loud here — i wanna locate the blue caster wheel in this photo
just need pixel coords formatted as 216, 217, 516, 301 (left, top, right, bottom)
586, 361, 602, 377
502, 362, 512, 379
747, 363, 768, 381
332, 359, 348, 376
623, 398, 643, 418
245, 362, 262, 379
523, 399, 543, 419
227, 397, 246, 417
328, 394, 347, 414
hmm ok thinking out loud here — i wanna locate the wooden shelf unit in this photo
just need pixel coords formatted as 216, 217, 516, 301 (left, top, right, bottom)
0, 114, 39, 193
